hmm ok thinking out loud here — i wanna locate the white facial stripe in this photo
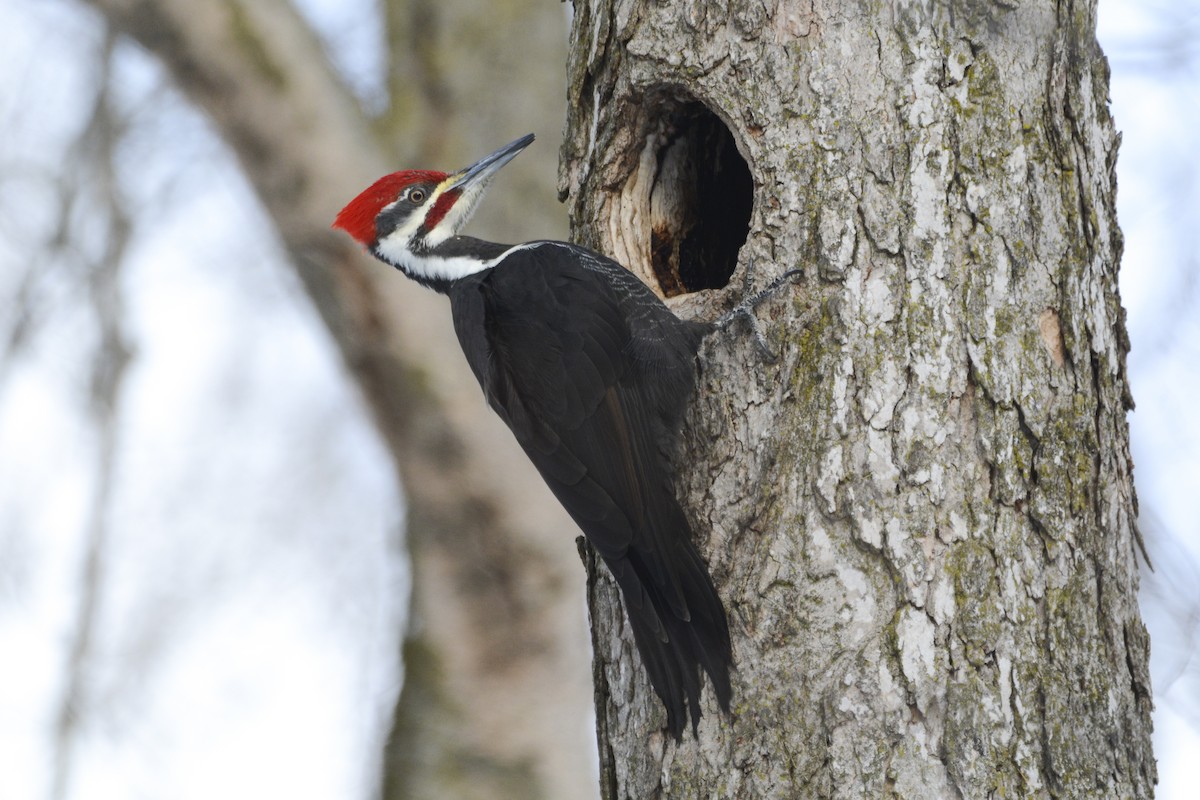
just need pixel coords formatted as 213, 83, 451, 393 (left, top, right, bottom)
378, 201, 427, 247
423, 180, 488, 248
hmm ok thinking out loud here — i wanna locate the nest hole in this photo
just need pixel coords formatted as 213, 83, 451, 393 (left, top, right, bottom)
646, 99, 752, 297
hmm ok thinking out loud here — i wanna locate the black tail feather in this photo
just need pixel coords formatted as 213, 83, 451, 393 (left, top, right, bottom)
609, 532, 732, 740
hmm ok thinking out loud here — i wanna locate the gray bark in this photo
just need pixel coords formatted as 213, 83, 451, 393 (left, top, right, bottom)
80, 2, 594, 799
563, 0, 1155, 797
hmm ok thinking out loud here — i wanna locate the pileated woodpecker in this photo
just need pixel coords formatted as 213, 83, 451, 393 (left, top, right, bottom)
334, 134, 787, 739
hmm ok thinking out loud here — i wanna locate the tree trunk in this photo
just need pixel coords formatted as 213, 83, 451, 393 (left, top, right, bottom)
81, 2, 594, 798
562, 0, 1155, 796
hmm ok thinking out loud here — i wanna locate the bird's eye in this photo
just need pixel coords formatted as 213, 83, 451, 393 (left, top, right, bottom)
409, 189, 426, 203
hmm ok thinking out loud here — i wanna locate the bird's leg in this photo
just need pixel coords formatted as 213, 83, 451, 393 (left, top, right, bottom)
714, 260, 803, 361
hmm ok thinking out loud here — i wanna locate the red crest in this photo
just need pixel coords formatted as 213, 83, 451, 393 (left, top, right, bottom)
332, 170, 447, 245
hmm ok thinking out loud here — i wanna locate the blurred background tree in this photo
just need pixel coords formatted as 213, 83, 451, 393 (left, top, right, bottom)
0, 0, 1197, 798
0, 1, 592, 798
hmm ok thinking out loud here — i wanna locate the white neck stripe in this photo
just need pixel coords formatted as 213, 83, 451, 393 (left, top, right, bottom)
375, 240, 554, 284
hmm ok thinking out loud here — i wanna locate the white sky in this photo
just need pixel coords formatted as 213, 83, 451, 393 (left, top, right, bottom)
0, 1, 1195, 798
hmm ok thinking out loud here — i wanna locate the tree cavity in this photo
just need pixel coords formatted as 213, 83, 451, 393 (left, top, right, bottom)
641, 94, 752, 297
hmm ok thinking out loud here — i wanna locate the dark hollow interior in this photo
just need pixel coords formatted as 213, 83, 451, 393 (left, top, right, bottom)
647, 100, 753, 297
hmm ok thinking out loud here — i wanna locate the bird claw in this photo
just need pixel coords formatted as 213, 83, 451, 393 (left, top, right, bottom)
714, 261, 803, 362
719, 305, 779, 362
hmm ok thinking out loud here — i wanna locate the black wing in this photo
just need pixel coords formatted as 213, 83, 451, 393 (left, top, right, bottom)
449, 243, 731, 738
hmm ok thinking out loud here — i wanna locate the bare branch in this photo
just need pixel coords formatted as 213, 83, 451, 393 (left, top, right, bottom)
51, 27, 134, 800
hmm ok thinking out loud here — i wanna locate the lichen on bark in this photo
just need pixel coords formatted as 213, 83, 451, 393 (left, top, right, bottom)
563, 0, 1154, 797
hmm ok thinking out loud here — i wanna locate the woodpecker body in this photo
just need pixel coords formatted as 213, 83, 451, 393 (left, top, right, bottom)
334, 135, 732, 738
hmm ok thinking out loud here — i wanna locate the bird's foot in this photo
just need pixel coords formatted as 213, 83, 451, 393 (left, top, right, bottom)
714, 261, 803, 362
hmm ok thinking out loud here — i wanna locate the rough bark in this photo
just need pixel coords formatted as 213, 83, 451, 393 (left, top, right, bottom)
80, 1, 593, 798
563, 0, 1155, 797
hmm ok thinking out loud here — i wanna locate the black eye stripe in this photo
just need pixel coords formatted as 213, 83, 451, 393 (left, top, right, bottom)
375, 202, 416, 240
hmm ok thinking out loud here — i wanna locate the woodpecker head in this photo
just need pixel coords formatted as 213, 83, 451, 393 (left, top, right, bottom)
333, 134, 534, 285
